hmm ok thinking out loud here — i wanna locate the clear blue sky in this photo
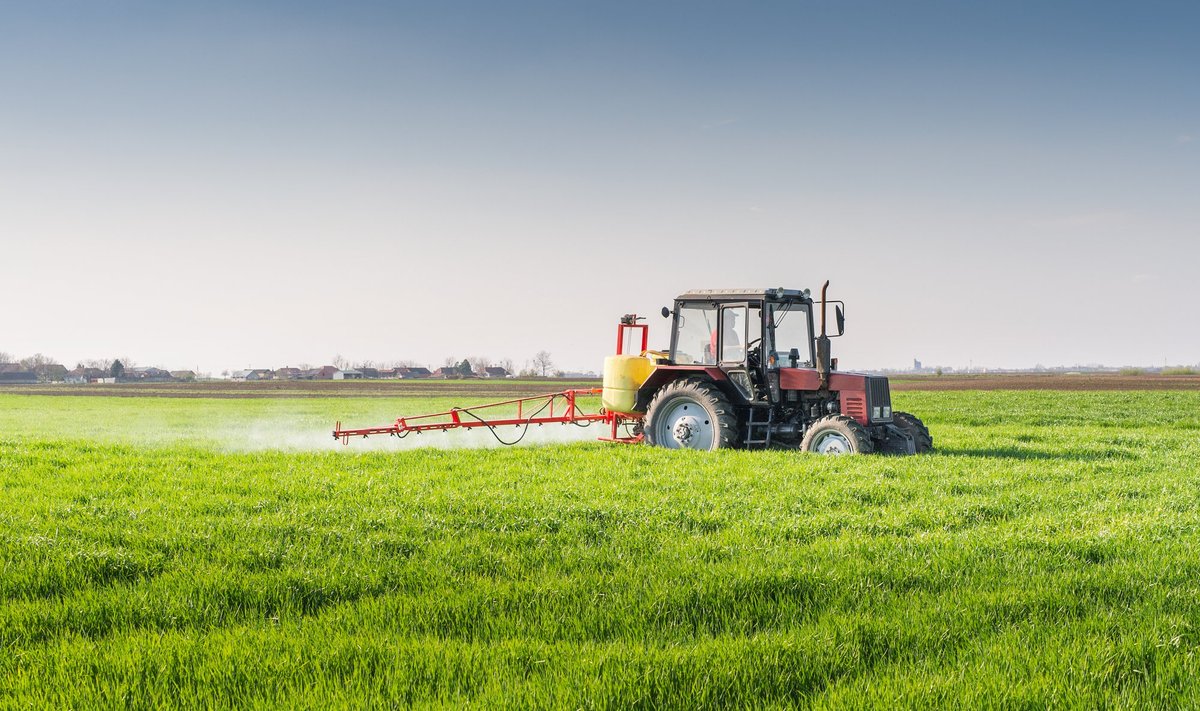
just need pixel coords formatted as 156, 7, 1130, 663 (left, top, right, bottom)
2, 1, 1197, 373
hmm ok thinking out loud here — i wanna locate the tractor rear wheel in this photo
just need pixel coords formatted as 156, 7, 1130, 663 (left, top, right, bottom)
644, 378, 739, 451
800, 415, 873, 455
892, 411, 933, 454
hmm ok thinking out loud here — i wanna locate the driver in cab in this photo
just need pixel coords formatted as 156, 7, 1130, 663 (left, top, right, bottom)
705, 312, 741, 362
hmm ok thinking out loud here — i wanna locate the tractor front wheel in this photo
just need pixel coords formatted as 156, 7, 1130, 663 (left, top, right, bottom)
891, 411, 933, 454
644, 378, 739, 451
800, 415, 873, 455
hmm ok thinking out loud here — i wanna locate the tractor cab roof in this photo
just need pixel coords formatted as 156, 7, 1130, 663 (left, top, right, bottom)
676, 287, 812, 303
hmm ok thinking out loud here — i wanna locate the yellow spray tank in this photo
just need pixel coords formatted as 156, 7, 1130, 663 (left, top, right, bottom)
601, 354, 656, 414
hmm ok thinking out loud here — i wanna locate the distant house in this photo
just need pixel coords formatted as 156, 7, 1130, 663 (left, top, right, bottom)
170, 370, 197, 382
379, 367, 428, 379
274, 367, 301, 380
333, 369, 364, 380
357, 367, 380, 379
67, 367, 108, 384
122, 367, 175, 383
484, 367, 510, 378
313, 366, 340, 380
433, 367, 462, 379
230, 369, 272, 382
0, 364, 37, 385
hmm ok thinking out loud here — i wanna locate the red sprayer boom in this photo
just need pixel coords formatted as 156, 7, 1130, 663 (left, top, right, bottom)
333, 388, 638, 445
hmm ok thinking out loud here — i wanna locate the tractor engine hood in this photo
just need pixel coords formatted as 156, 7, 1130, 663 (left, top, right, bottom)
778, 370, 894, 426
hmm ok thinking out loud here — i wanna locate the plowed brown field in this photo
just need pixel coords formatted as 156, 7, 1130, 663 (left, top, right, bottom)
0, 379, 599, 398
889, 373, 1200, 391
2, 372, 1197, 398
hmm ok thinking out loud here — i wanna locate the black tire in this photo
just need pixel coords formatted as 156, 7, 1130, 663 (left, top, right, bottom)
800, 415, 873, 455
892, 411, 933, 454
644, 378, 739, 450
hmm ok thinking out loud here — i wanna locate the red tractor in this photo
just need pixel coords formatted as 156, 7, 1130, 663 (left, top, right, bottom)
334, 282, 930, 455
606, 282, 930, 454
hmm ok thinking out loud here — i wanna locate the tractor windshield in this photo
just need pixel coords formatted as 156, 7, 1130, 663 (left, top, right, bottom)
770, 302, 813, 368
673, 303, 718, 365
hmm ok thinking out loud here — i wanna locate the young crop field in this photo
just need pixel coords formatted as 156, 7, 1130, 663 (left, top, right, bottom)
2, 389, 1200, 708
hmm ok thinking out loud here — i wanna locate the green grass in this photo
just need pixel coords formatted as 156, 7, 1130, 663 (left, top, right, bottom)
2, 391, 1200, 708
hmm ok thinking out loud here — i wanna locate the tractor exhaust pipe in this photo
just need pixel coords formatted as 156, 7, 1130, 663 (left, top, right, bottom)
816, 280, 831, 390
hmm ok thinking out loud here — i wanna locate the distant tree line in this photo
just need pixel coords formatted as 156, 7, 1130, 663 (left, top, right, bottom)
0, 350, 137, 381
2, 347, 574, 382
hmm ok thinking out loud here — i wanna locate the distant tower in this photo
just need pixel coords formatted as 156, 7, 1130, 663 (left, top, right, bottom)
913, 359, 922, 371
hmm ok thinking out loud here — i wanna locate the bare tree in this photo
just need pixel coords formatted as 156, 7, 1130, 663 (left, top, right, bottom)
19, 353, 53, 370
533, 351, 554, 377
442, 356, 457, 368
19, 353, 59, 382
468, 355, 492, 374
332, 354, 349, 370
0, 351, 12, 364
500, 357, 515, 375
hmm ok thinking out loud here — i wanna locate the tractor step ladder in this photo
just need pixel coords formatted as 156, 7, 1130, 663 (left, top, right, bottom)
743, 405, 773, 449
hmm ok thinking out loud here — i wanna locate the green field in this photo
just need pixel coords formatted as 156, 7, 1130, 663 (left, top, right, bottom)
2, 390, 1199, 708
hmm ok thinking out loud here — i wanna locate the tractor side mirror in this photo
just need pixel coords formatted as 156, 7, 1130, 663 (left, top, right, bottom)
835, 305, 845, 336
661, 306, 671, 318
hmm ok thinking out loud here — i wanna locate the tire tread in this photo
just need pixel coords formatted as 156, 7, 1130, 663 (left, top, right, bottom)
892, 411, 933, 453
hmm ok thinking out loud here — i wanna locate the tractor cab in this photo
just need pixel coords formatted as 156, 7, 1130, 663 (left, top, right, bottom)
664, 288, 837, 405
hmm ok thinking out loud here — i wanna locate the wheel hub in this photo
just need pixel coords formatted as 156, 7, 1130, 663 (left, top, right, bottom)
672, 415, 701, 445
815, 432, 852, 455
652, 398, 715, 450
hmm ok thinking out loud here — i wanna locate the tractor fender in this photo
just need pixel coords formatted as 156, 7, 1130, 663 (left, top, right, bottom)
635, 366, 730, 412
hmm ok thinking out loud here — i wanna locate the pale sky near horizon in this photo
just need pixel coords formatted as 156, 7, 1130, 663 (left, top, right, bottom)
2, 1, 1198, 375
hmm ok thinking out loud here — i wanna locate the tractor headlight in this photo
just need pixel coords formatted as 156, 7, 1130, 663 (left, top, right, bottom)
883, 406, 892, 418
873, 407, 882, 420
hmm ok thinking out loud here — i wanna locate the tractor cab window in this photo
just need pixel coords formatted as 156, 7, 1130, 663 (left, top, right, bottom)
673, 303, 718, 365
719, 306, 745, 363
770, 302, 813, 368
716, 305, 763, 364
